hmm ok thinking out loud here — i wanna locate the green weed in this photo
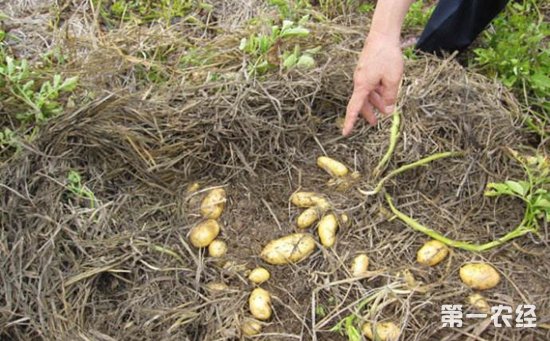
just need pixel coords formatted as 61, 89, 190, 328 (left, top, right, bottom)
67, 171, 96, 208
239, 18, 315, 74
472, 0, 549, 136
403, 0, 434, 29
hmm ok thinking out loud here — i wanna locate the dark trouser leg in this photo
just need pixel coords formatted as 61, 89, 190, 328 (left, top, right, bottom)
416, 0, 510, 54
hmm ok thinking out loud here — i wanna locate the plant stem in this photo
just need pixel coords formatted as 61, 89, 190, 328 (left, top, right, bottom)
360, 151, 463, 196
373, 110, 401, 178
385, 193, 535, 251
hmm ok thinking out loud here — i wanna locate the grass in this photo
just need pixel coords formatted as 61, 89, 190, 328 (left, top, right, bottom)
471, 0, 549, 137
0, 31, 78, 152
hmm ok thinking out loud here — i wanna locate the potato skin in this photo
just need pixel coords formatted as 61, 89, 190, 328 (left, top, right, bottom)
208, 239, 227, 257
249, 288, 272, 320
242, 319, 262, 336
468, 293, 490, 313
248, 267, 271, 284
297, 207, 321, 229
318, 214, 338, 247
189, 219, 220, 248
317, 156, 349, 177
416, 240, 449, 266
290, 192, 329, 208
351, 254, 369, 277
459, 263, 501, 290
260, 233, 316, 265
362, 321, 400, 341
200, 188, 226, 219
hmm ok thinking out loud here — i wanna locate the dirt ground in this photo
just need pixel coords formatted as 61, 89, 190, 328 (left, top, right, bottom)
1, 1, 549, 340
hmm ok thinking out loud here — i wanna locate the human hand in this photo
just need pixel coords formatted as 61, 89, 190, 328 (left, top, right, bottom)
342, 31, 403, 136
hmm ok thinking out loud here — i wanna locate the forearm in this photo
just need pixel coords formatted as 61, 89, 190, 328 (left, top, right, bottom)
369, 0, 415, 43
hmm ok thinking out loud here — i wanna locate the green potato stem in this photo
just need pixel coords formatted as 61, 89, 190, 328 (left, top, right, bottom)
373, 110, 401, 178
385, 193, 535, 252
361, 151, 463, 196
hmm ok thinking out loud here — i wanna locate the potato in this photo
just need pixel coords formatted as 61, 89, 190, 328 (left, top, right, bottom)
317, 156, 349, 177
189, 219, 220, 248
187, 182, 200, 193
467, 293, 490, 313
208, 239, 227, 257
241, 319, 262, 336
200, 188, 226, 219
248, 267, 270, 284
290, 192, 329, 208
351, 254, 369, 277
297, 207, 321, 229
340, 213, 350, 227
416, 240, 449, 266
249, 288, 272, 320
459, 263, 500, 290
318, 214, 338, 247
362, 321, 400, 341
206, 281, 228, 292
261, 233, 316, 265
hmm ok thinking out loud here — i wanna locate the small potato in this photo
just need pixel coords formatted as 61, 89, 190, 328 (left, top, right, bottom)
187, 182, 200, 193
249, 288, 272, 320
318, 214, 338, 247
206, 281, 228, 292
351, 254, 369, 277
200, 188, 226, 219
208, 239, 227, 257
297, 207, 321, 229
416, 240, 449, 266
362, 321, 400, 341
317, 156, 349, 177
248, 267, 270, 284
189, 219, 220, 248
459, 263, 501, 290
290, 192, 329, 208
261, 233, 316, 265
340, 213, 350, 227
242, 319, 262, 336
467, 293, 490, 313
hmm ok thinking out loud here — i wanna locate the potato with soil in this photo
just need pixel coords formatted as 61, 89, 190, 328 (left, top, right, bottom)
297, 207, 322, 229
467, 293, 490, 313
189, 219, 220, 248
241, 319, 262, 336
290, 191, 329, 209
261, 233, 316, 265
318, 213, 338, 247
249, 288, 272, 320
317, 156, 349, 177
248, 267, 270, 284
416, 240, 449, 266
362, 321, 400, 341
208, 239, 227, 257
351, 254, 369, 277
200, 188, 226, 219
459, 263, 500, 290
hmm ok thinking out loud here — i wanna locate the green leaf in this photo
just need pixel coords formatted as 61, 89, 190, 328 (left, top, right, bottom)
60, 76, 78, 92
505, 180, 527, 196
296, 54, 315, 69
280, 27, 309, 38
283, 53, 298, 69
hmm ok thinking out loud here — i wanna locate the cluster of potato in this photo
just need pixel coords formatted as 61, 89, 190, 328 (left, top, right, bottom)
188, 157, 503, 340
416, 239, 500, 290
189, 187, 228, 257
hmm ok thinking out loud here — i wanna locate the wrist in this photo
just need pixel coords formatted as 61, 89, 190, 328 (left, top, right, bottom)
366, 29, 401, 47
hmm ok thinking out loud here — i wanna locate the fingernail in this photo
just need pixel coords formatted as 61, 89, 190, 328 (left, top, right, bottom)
385, 105, 394, 114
